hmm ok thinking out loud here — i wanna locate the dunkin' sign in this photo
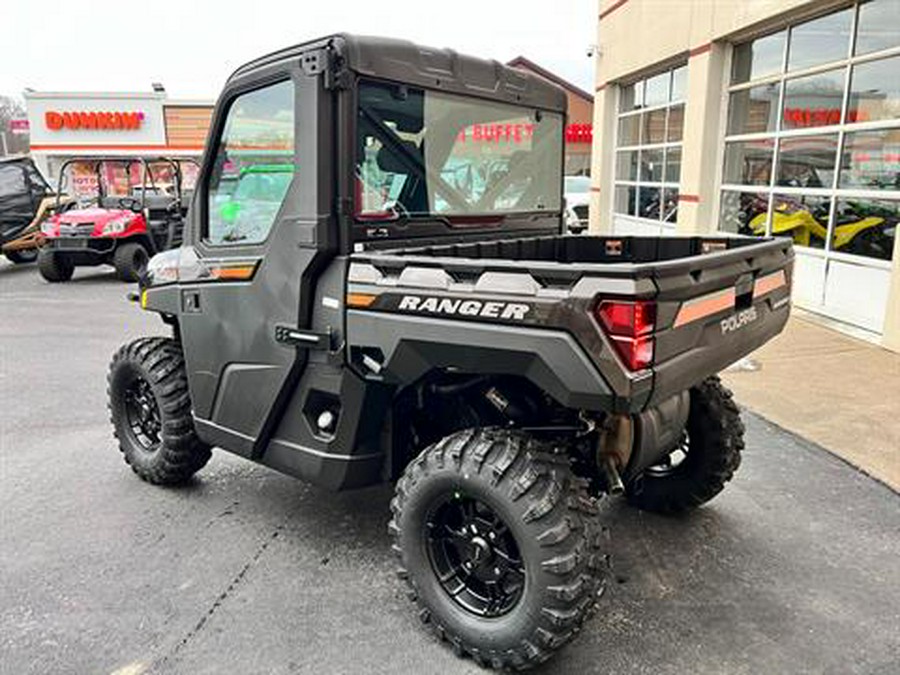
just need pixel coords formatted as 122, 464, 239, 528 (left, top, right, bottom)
45, 110, 144, 131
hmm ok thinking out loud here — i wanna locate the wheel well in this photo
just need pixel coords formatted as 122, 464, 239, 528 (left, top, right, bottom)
388, 370, 583, 480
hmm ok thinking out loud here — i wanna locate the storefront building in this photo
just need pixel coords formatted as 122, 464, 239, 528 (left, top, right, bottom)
590, 0, 900, 350
508, 57, 594, 175
25, 90, 213, 189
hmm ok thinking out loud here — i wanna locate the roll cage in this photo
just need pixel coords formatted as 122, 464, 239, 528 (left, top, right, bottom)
55, 156, 199, 213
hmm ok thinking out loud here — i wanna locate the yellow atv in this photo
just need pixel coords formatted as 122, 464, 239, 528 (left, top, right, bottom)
747, 198, 889, 257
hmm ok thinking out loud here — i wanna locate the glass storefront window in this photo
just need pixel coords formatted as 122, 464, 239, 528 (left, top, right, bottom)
782, 68, 847, 130
839, 129, 900, 190
615, 185, 636, 215
787, 8, 853, 72
662, 188, 679, 222
727, 83, 781, 135
644, 72, 670, 107
776, 134, 839, 188
855, 0, 900, 55
619, 82, 643, 112
665, 147, 681, 183
770, 193, 830, 249
671, 66, 688, 102
719, 190, 769, 236
638, 186, 661, 219
616, 64, 685, 223
640, 148, 664, 182
667, 104, 684, 142
642, 108, 667, 144
723, 139, 775, 186
833, 197, 898, 260
618, 115, 640, 146
848, 55, 900, 124
732, 31, 786, 84
616, 150, 638, 181
722, 1, 900, 261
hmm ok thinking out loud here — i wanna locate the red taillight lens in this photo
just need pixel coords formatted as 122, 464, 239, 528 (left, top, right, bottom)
594, 300, 656, 371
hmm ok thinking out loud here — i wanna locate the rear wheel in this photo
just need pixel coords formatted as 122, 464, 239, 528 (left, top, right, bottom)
37, 248, 74, 282
5, 249, 38, 264
390, 428, 607, 670
625, 376, 744, 514
113, 242, 149, 282
108, 337, 211, 485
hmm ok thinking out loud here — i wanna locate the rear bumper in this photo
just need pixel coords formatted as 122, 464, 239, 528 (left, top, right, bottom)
650, 294, 790, 406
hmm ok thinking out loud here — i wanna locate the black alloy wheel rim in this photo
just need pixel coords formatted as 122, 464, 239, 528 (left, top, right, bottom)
123, 376, 162, 452
646, 431, 690, 477
425, 494, 526, 618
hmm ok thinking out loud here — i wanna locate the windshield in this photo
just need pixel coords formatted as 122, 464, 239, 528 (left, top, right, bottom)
60, 160, 185, 209
564, 176, 590, 194
356, 80, 563, 219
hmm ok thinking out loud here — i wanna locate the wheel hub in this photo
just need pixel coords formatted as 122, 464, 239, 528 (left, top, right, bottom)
124, 376, 161, 452
467, 536, 491, 566
425, 494, 525, 618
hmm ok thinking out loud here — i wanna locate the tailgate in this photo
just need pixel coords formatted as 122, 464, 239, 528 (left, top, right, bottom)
649, 238, 793, 406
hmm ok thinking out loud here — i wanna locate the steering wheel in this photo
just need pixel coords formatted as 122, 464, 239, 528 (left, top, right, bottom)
117, 197, 142, 211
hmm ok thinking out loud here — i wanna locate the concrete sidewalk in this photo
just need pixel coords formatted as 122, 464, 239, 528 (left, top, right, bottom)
721, 311, 900, 491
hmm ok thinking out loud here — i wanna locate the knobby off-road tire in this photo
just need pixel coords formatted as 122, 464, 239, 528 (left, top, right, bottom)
108, 337, 211, 485
37, 248, 74, 282
5, 249, 38, 264
389, 428, 607, 671
626, 376, 744, 514
113, 242, 149, 282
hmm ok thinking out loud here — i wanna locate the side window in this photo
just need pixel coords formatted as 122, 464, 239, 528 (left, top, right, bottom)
206, 79, 295, 246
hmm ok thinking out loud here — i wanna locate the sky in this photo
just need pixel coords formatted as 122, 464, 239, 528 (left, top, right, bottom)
2, 0, 598, 102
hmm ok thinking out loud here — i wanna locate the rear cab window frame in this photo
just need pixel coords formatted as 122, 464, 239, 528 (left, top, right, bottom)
349, 77, 567, 245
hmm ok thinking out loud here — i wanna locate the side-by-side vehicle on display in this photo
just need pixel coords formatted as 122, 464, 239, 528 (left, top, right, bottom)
39, 157, 195, 282
107, 35, 793, 670
0, 155, 74, 264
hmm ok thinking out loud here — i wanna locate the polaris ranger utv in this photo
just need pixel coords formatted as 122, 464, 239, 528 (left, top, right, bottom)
107, 34, 793, 670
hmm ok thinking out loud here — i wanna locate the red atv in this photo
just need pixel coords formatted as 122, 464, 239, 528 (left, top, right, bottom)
38, 157, 195, 282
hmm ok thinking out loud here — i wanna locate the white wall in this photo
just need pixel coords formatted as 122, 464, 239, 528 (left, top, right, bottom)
25, 92, 167, 148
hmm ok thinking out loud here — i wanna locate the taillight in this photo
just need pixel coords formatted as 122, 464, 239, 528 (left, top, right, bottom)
594, 300, 656, 371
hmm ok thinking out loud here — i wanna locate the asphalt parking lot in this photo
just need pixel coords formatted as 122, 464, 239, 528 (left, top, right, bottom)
1, 260, 898, 675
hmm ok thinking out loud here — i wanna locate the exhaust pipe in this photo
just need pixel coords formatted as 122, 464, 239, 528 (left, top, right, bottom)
600, 455, 625, 495
596, 413, 632, 495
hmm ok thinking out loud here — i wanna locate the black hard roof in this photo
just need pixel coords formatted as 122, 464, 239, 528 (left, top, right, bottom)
230, 33, 568, 114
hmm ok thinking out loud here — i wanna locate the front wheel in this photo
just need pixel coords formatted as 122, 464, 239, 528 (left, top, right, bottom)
5, 249, 38, 264
108, 337, 211, 484
390, 428, 607, 670
625, 376, 744, 514
37, 248, 74, 282
113, 242, 149, 282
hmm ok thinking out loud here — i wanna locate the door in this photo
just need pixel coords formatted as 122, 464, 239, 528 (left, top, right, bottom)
178, 67, 332, 457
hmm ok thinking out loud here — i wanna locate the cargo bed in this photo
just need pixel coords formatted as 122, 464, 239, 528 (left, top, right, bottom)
348, 234, 794, 411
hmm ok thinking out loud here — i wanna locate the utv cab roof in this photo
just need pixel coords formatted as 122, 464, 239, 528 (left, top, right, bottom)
230, 33, 568, 114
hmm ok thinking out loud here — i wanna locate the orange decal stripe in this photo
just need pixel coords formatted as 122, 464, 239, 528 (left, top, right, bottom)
210, 265, 256, 281
346, 292, 377, 308
753, 270, 787, 298
673, 288, 736, 328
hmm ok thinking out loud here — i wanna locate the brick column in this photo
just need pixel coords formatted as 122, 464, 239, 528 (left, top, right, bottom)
675, 43, 728, 235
